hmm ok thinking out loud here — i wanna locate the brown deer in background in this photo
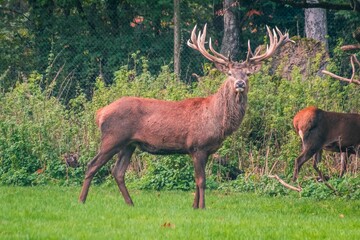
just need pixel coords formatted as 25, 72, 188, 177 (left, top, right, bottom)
270, 39, 359, 192
78, 24, 293, 208
292, 106, 360, 182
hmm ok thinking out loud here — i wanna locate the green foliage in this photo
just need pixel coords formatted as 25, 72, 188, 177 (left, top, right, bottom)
140, 155, 195, 191
300, 177, 360, 200
220, 173, 360, 201
1, 52, 360, 199
0, 72, 83, 185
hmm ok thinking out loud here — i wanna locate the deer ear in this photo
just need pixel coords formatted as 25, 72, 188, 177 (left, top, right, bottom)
245, 63, 262, 74
214, 63, 229, 74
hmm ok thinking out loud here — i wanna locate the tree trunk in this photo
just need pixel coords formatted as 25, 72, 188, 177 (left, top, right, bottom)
305, 0, 328, 50
173, 0, 181, 79
220, 0, 240, 60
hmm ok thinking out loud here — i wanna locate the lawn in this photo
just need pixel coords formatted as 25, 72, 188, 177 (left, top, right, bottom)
0, 186, 359, 239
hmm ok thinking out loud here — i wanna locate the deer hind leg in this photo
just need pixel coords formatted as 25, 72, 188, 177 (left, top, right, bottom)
339, 152, 348, 178
112, 145, 136, 206
312, 150, 327, 181
293, 146, 320, 182
79, 137, 121, 203
191, 152, 208, 209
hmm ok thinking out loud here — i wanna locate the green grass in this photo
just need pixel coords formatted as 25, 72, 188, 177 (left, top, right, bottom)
0, 186, 359, 239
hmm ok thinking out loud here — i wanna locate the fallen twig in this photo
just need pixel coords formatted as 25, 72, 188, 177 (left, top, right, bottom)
268, 174, 302, 192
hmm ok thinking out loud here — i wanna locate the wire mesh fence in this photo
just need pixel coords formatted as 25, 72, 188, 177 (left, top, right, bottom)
0, 2, 357, 103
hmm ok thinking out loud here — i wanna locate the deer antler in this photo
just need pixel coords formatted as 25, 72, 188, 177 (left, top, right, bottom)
246, 26, 295, 63
187, 24, 228, 65
322, 54, 360, 85
188, 24, 294, 66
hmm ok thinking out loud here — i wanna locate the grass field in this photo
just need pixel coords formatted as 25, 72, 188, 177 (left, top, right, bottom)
0, 186, 359, 239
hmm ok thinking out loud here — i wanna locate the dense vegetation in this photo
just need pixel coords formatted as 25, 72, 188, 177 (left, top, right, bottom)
1, 50, 359, 199
1, 0, 360, 200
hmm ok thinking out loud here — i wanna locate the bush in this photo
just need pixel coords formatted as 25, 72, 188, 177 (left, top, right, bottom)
139, 155, 195, 191
1, 54, 359, 200
0, 72, 83, 185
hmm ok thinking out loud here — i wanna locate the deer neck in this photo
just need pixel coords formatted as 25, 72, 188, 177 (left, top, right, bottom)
212, 79, 248, 137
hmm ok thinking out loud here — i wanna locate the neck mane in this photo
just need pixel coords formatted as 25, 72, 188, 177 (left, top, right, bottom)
212, 79, 248, 137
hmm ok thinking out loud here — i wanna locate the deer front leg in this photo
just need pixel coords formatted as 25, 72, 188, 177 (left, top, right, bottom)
79, 151, 116, 203
191, 152, 208, 209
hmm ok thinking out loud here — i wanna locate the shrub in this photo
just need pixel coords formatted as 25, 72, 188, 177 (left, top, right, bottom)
1, 54, 359, 200
0, 73, 82, 185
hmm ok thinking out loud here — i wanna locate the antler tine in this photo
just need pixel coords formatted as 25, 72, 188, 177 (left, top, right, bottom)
199, 24, 207, 47
266, 28, 278, 57
275, 26, 283, 38
248, 26, 274, 62
196, 25, 216, 62
269, 26, 276, 47
275, 27, 295, 46
209, 38, 229, 61
187, 25, 198, 50
246, 40, 253, 62
187, 24, 228, 65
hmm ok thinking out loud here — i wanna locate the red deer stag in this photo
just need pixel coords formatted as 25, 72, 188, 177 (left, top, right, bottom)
78, 24, 293, 208
292, 106, 360, 182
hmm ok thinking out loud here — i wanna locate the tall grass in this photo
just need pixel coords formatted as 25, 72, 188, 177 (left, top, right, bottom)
0, 186, 359, 239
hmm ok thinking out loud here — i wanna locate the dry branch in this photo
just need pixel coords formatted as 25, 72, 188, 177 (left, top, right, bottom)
322, 54, 360, 85
268, 174, 302, 192
341, 44, 360, 51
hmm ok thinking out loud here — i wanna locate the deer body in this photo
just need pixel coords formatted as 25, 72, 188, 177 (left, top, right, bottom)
96, 80, 247, 156
293, 106, 360, 181
80, 74, 247, 209
79, 25, 293, 208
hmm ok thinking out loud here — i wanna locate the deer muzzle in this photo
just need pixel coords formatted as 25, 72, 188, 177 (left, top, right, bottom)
235, 80, 246, 92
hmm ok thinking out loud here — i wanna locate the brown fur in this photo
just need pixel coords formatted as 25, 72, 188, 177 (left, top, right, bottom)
79, 74, 249, 209
292, 106, 360, 181
79, 25, 292, 209
97, 80, 246, 155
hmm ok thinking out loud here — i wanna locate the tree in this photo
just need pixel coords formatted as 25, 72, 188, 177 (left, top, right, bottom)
270, 0, 360, 45
270, 0, 360, 11
304, 0, 328, 49
220, 0, 240, 60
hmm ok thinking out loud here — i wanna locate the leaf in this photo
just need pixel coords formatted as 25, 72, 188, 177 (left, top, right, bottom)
161, 222, 175, 229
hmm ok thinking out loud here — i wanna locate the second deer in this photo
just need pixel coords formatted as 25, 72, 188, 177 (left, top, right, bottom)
292, 106, 360, 181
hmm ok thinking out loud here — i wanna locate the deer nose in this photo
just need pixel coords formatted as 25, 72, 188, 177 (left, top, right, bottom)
235, 80, 246, 92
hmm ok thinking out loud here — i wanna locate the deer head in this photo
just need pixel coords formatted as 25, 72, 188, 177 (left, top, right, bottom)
187, 24, 294, 92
